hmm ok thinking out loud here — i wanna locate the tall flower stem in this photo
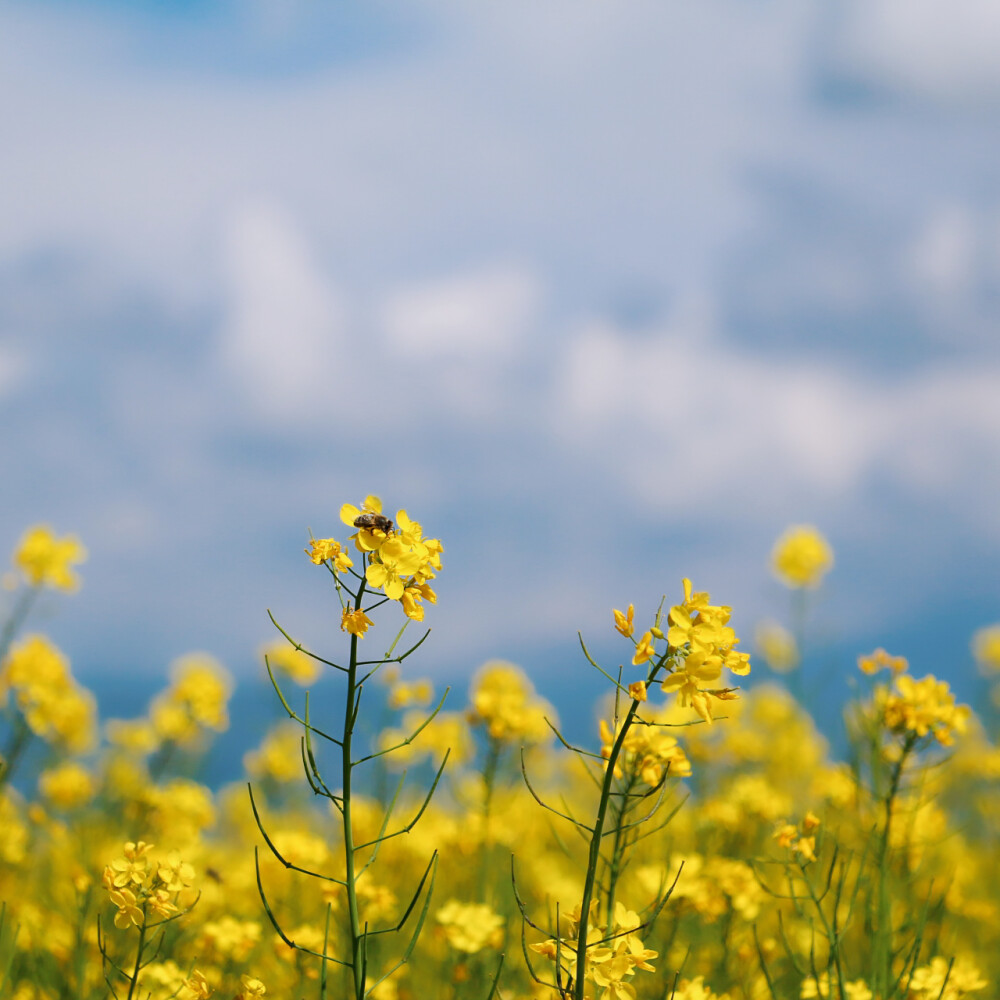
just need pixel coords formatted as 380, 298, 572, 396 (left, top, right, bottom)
342, 575, 368, 1000
571, 656, 665, 1000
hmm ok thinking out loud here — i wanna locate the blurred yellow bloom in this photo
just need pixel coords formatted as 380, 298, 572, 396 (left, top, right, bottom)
628, 681, 647, 703
180, 970, 213, 1000
972, 623, 1000, 674
770, 525, 833, 589
857, 647, 908, 675
908, 956, 986, 1000
12, 525, 87, 591
38, 761, 94, 811
244, 721, 302, 783
435, 900, 504, 953
883, 673, 970, 747
238, 976, 266, 999
468, 661, 554, 744
261, 641, 320, 686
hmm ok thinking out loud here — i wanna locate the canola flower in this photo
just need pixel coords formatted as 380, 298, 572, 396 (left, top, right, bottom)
12, 524, 87, 591
771, 524, 834, 589
971, 623, 1000, 673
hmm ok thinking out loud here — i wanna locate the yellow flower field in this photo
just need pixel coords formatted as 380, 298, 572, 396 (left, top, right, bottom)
0, 510, 997, 1000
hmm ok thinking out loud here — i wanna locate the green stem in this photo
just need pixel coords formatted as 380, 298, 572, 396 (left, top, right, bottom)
572, 656, 666, 1000
477, 736, 503, 902
342, 577, 368, 1000
0, 586, 39, 663
125, 916, 147, 1000
604, 770, 638, 928
873, 736, 914, 998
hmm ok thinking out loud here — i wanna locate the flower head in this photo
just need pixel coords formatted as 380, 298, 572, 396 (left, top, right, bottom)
12, 525, 87, 591
770, 525, 833, 589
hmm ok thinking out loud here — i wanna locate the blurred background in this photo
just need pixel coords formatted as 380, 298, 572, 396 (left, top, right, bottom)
2, 0, 999, 768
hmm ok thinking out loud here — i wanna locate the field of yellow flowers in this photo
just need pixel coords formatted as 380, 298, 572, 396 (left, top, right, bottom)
1, 502, 998, 1000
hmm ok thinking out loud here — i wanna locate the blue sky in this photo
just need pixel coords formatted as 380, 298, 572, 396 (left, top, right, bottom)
1, 0, 999, 735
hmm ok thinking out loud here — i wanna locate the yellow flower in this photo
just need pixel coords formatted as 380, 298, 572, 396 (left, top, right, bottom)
341, 607, 374, 637
770, 525, 833, 589
972, 624, 1000, 674
632, 631, 655, 666
180, 970, 213, 1000
38, 761, 95, 811
238, 976, 266, 999
857, 647, 908, 675
628, 681, 647, 703
435, 900, 504, 953
261, 641, 320, 686
109, 886, 144, 929
340, 496, 393, 551
305, 538, 353, 573
613, 605, 635, 638
468, 661, 555, 744
12, 525, 87, 591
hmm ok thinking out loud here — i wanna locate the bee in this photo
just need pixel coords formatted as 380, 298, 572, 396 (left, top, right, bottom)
353, 512, 394, 535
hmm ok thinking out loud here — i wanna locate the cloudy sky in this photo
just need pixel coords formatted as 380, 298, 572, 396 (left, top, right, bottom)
2, 0, 999, 727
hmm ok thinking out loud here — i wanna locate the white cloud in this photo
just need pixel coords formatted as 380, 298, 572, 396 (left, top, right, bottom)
553, 312, 1000, 534
381, 266, 538, 358
217, 202, 348, 422
835, 0, 1000, 102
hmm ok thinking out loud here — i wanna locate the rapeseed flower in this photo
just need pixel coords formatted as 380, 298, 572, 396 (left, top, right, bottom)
435, 900, 504, 953
972, 624, 1000, 673
771, 525, 833, 589
468, 661, 554, 744
12, 524, 87, 591
261, 640, 320, 685
341, 607, 374, 637
613, 605, 635, 638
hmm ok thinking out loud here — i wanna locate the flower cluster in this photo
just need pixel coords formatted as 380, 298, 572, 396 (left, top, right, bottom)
435, 900, 504, 954
342, 496, 442, 621
101, 840, 196, 930
467, 661, 554, 744
12, 524, 87, 591
773, 811, 821, 864
0, 634, 96, 751
307, 496, 443, 625
882, 673, 970, 748
531, 901, 657, 1000
615, 579, 750, 724
599, 716, 691, 784
150, 654, 232, 746
770, 524, 833, 589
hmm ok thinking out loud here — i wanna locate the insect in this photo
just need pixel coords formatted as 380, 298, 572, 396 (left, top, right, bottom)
353, 512, 394, 535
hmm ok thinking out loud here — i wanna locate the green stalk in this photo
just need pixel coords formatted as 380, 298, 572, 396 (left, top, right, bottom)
0, 586, 39, 663
572, 656, 666, 1000
604, 770, 638, 928
873, 735, 915, 998
124, 914, 147, 1000
342, 577, 368, 1000
477, 736, 503, 902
